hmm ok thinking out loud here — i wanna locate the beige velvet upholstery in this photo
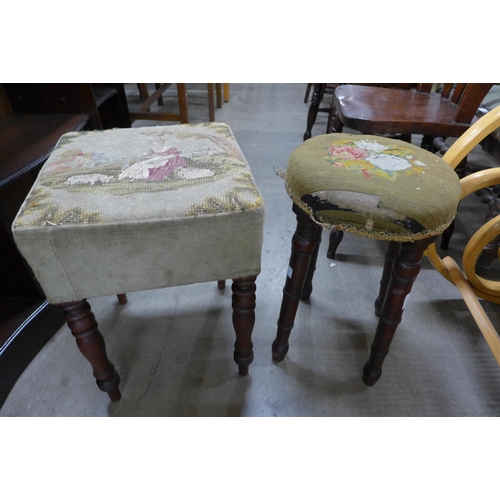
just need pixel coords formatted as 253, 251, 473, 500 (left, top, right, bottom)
285, 133, 461, 241
12, 123, 265, 303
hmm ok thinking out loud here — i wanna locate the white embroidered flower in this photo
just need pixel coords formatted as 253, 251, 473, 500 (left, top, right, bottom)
355, 140, 390, 153
414, 160, 426, 166
366, 154, 411, 171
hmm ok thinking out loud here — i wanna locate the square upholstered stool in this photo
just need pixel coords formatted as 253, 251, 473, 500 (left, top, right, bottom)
273, 133, 461, 385
12, 122, 264, 401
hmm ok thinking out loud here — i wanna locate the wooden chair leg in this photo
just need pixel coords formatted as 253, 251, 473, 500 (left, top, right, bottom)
218, 280, 226, 290
374, 241, 400, 317
154, 83, 164, 106
363, 236, 437, 386
58, 300, 121, 401
207, 83, 215, 122
223, 83, 229, 102
327, 229, 344, 259
176, 83, 189, 123
231, 276, 257, 376
216, 83, 222, 108
304, 83, 312, 103
303, 84, 324, 141
273, 205, 321, 362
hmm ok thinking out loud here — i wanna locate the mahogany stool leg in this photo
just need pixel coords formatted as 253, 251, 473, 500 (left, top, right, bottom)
58, 300, 121, 401
301, 225, 323, 301
117, 293, 128, 305
374, 241, 400, 317
273, 205, 321, 361
327, 229, 344, 259
363, 236, 437, 386
232, 276, 257, 376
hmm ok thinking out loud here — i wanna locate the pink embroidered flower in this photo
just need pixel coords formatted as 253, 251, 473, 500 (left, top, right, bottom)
328, 146, 367, 160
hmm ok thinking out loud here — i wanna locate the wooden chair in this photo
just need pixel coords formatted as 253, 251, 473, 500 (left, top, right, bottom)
304, 84, 414, 141
327, 83, 494, 258
303, 84, 340, 140
131, 84, 229, 124
427, 105, 500, 365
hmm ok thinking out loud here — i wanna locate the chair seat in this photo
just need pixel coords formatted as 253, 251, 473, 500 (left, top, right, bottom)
285, 133, 461, 241
335, 85, 476, 137
12, 122, 265, 303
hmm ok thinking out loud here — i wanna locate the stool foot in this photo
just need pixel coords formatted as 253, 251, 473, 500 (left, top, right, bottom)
272, 339, 289, 362
58, 299, 121, 402
218, 280, 226, 290
327, 229, 344, 259
232, 276, 257, 375
362, 362, 382, 386
363, 236, 437, 386
273, 205, 321, 361
117, 293, 128, 305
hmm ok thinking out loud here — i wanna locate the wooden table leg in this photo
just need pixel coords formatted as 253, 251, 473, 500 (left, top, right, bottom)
231, 276, 257, 376
363, 236, 437, 386
272, 205, 321, 361
58, 299, 121, 401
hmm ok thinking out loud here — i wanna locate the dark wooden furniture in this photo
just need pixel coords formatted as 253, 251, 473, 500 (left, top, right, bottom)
334, 84, 493, 148
303, 83, 340, 140
303, 84, 414, 141
0, 83, 131, 407
3, 83, 131, 130
0, 84, 91, 407
326, 83, 494, 257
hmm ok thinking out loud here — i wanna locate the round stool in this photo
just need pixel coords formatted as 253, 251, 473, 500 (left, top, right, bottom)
273, 133, 462, 385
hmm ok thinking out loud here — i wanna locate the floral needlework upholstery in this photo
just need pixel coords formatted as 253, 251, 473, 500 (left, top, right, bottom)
285, 133, 461, 241
12, 123, 265, 303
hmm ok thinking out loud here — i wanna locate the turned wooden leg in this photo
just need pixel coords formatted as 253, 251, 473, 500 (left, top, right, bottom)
232, 276, 257, 376
363, 236, 437, 386
374, 241, 400, 317
327, 229, 344, 259
273, 205, 320, 361
301, 225, 323, 301
58, 300, 121, 401
303, 84, 324, 141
